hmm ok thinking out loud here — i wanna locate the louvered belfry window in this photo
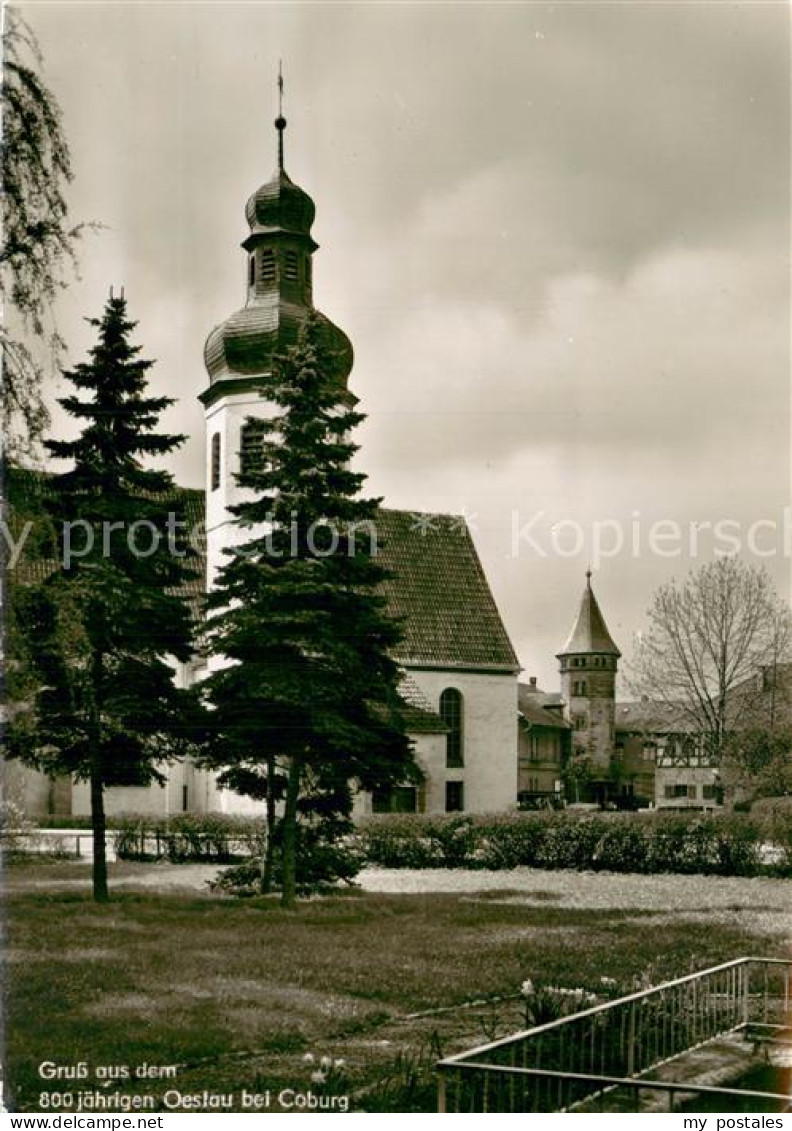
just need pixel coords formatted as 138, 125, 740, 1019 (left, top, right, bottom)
239, 420, 267, 480
260, 248, 276, 283
440, 688, 464, 768
284, 250, 299, 281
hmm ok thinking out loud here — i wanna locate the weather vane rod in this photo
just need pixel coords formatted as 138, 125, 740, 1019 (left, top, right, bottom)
275, 60, 286, 172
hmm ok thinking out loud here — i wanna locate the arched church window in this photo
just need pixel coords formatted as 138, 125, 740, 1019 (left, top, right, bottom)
440, 688, 464, 768
260, 249, 276, 283
211, 432, 221, 492
285, 250, 299, 281
239, 420, 267, 480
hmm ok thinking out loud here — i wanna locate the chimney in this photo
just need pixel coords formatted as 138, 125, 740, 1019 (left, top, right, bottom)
529, 677, 537, 688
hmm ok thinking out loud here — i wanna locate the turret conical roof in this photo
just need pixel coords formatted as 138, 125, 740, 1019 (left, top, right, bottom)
557, 572, 621, 658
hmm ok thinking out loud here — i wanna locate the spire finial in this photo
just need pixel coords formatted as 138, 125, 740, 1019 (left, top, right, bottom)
585, 568, 592, 586
275, 60, 286, 172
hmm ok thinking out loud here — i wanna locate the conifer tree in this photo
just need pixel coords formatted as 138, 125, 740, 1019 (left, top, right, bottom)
204, 312, 418, 908
6, 294, 201, 902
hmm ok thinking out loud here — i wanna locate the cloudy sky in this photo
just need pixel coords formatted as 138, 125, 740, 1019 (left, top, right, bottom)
22, 0, 791, 691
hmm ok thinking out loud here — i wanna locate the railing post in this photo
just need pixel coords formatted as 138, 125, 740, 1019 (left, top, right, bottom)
742, 963, 750, 1027
627, 1000, 636, 1077
437, 1071, 446, 1113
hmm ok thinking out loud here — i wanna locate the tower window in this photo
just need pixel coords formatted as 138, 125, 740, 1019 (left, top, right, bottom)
573, 680, 587, 696
239, 420, 267, 480
248, 255, 255, 287
211, 432, 221, 492
284, 250, 299, 281
260, 249, 276, 283
440, 688, 464, 768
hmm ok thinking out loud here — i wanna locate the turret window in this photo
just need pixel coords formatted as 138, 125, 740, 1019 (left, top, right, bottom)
259, 249, 276, 283
211, 432, 221, 492
248, 255, 255, 287
573, 680, 587, 696
284, 250, 299, 281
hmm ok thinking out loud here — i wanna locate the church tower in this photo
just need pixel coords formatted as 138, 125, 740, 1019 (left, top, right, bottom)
199, 88, 354, 589
557, 572, 621, 803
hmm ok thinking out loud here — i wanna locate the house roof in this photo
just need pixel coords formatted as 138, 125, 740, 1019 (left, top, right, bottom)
614, 699, 695, 734
557, 572, 621, 658
5, 472, 519, 675
518, 683, 571, 730
373, 508, 520, 674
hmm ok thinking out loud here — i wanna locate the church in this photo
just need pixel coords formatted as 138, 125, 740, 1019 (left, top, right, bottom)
8, 109, 522, 821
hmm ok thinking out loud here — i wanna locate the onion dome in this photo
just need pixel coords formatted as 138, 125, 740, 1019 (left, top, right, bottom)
204, 300, 353, 386
245, 168, 316, 241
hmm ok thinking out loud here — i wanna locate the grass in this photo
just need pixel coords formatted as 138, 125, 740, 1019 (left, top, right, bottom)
4, 860, 789, 1113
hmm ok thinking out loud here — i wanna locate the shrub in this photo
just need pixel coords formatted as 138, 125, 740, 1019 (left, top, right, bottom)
475, 814, 547, 869
0, 799, 40, 859
210, 824, 364, 897
590, 818, 650, 873
357, 815, 441, 869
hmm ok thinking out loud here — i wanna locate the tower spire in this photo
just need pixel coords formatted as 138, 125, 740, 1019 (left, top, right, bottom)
275, 60, 286, 172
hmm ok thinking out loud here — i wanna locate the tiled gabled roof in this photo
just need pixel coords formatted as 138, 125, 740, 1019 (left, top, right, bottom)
373, 508, 520, 674
614, 700, 695, 734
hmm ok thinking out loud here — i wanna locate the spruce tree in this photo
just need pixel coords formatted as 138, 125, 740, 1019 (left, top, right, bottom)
6, 293, 200, 902
204, 311, 419, 908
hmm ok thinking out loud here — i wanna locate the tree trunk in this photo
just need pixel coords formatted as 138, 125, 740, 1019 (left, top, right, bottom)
89, 651, 109, 903
260, 755, 277, 895
89, 753, 109, 903
280, 755, 302, 910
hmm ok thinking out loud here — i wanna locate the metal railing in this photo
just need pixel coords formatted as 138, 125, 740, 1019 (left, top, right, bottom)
437, 957, 792, 1113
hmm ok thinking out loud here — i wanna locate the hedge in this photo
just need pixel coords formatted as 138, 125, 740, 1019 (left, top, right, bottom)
42, 806, 792, 878
356, 810, 792, 877
113, 813, 266, 863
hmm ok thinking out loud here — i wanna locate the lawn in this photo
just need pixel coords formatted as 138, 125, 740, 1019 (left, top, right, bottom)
4, 861, 790, 1113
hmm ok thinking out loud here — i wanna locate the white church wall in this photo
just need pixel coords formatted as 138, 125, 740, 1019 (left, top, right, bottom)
352, 731, 447, 817
3, 761, 70, 818
413, 731, 454, 814
406, 669, 519, 813
72, 779, 168, 818
204, 389, 278, 590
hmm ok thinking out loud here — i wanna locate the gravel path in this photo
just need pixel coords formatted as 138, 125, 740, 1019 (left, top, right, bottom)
8, 863, 792, 938
359, 865, 792, 909
358, 866, 792, 937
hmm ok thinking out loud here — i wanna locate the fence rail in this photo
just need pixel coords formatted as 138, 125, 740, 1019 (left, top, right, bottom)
437, 957, 792, 1113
